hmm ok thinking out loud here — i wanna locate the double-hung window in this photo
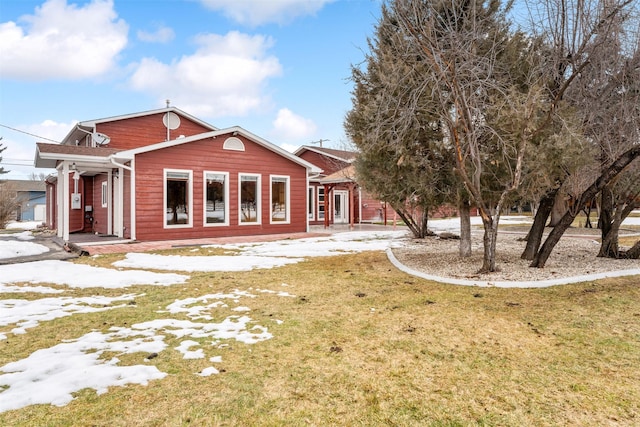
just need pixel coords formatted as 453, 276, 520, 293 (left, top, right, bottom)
164, 169, 192, 228
239, 174, 260, 224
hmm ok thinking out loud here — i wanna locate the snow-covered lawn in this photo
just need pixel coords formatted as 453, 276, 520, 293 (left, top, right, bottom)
0, 216, 637, 413
0, 228, 404, 413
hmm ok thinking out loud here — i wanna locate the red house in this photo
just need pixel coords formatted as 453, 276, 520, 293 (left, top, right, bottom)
35, 107, 321, 243
295, 145, 395, 228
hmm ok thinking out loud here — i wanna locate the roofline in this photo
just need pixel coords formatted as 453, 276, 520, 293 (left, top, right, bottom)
116, 126, 323, 174
35, 145, 115, 169
293, 145, 355, 163
60, 107, 218, 145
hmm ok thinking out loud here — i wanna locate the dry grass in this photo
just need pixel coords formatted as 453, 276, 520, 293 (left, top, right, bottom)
1, 249, 639, 426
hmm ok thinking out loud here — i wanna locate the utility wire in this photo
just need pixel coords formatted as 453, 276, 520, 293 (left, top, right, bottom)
0, 123, 61, 143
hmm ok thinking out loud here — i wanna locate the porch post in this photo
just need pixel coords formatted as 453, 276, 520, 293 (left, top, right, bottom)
107, 170, 113, 235
56, 166, 63, 238
323, 184, 331, 229
62, 162, 70, 241
117, 167, 124, 238
130, 158, 136, 240
349, 183, 355, 230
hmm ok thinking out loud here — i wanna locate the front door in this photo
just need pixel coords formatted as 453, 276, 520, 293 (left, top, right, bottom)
334, 190, 349, 224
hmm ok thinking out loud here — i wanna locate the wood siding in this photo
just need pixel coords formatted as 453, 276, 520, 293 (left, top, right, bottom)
96, 113, 213, 151
298, 150, 349, 175
134, 133, 308, 241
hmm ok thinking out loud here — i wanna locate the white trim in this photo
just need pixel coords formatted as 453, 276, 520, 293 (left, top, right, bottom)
107, 170, 113, 235
203, 171, 229, 227
307, 185, 315, 221
116, 168, 124, 237
269, 175, 290, 224
117, 127, 322, 174
62, 162, 70, 241
130, 158, 136, 240
164, 168, 193, 229
238, 173, 261, 225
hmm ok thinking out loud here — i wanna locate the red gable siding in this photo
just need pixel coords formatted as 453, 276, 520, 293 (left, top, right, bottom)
134, 133, 308, 241
96, 113, 212, 151
298, 150, 348, 175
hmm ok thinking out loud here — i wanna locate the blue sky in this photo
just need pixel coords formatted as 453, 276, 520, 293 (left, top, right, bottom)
0, 0, 382, 179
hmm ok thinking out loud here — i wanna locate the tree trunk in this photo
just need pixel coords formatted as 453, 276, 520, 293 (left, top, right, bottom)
625, 240, 640, 259
521, 188, 557, 260
598, 202, 621, 258
598, 184, 613, 234
458, 198, 472, 257
548, 190, 568, 227
480, 215, 498, 273
531, 145, 640, 268
599, 197, 638, 258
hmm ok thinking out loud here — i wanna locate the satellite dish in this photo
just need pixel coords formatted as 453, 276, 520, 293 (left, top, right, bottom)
91, 132, 111, 146
163, 112, 181, 130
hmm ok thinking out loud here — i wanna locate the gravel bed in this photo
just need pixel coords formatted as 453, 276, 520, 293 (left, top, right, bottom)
391, 231, 640, 282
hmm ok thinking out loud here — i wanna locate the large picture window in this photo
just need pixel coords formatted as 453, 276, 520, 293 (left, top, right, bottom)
270, 176, 289, 223
204, 171, 228, 226
164, 169, 192, 227
239, 174, 260, 224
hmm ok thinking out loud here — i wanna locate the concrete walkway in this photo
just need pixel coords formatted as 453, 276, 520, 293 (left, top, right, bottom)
69, 224, 395, 256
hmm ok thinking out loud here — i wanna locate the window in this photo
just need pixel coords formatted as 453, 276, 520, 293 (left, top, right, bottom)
101, 181, 108, 208
204, 171, 228, 226
223, 137, 245, 151
239, 174, 260, 224
270, 176, 289, 223
307, 186, 315, 220
164, 169, 192, 227
318, 187, 325, 220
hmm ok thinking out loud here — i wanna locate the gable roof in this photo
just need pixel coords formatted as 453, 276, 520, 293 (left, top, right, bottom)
115, 126, 323, 174
294, 145, 357, 163
59, 107, 218, 146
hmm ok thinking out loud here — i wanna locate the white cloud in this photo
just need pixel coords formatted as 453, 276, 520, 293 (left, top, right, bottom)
0, 0, 128, 80
128, 31, 282, 118
137, 24, 175, 43
198, 0, 334, 26
270, 108, 317, 143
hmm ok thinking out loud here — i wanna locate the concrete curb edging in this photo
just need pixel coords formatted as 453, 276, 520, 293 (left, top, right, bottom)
385, 248, 640, 288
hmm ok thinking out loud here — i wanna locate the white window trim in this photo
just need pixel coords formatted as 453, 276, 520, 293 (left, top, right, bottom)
270, 175, 290, 224
203, 171, 229, 227
317, 186, 325, 220
164, 168, 193, 229
101, 181, 108, 208
308, 186, 315, 221
238, 173, 261, 225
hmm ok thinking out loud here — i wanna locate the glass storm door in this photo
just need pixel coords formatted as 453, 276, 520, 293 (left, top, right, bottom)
334, 190, 348, 224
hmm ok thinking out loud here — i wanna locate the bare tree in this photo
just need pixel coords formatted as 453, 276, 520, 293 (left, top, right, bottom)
0, 181, 19, 229
526, 0, 640, 267
392, 0, 548, 272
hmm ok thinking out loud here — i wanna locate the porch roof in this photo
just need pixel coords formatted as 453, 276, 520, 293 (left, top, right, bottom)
319, 165, 357, 184
35, 143, 120, 169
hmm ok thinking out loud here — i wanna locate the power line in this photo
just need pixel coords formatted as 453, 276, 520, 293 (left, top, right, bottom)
0, 123, 61, 143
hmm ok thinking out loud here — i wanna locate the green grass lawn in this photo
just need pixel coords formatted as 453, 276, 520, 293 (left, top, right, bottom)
1, 249, 639, 426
